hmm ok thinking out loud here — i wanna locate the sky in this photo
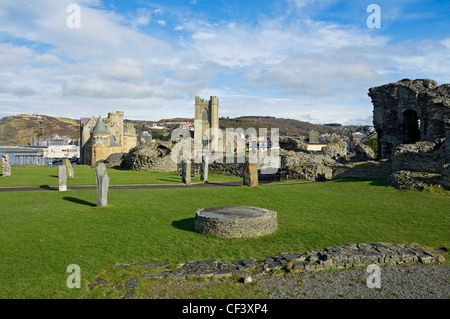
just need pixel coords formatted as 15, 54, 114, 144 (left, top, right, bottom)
0, 0, 449, 125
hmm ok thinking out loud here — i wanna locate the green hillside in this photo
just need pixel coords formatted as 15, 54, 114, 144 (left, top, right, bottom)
0, 115, 80, 145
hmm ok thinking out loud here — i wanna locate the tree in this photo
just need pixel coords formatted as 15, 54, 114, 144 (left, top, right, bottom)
363, 137, 378, 157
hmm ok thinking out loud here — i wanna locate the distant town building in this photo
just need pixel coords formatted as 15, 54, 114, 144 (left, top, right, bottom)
304, 130, 327, 151
42, 145, 80, 159
30, 135, 79, 147
347, 132, 365, 153
180, 123, 194, 131
139, 130, 152, 145
151, 123, 166, 129
80, 111, 138, 165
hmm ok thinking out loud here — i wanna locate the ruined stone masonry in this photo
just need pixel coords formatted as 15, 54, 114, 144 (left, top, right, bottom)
114, 243, 444, 281
368, 79, 450, 188
194, 96, 219, 156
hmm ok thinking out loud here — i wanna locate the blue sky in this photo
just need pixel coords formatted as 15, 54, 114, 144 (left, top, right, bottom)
0, 0, 449, 125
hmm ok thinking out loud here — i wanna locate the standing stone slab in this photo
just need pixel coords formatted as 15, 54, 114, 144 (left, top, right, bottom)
95, 163, 109, 207
2, 154, 11, 177
182, 159, 191, 185
201, 154, 209, 183
243, 159, 258, 187
58, 165, 67, 191
62, 158, 74, 178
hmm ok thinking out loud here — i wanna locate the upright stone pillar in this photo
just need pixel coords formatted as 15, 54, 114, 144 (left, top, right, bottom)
182, 159, 191, 185
58, 165, 67, 191
201, 154, 209, 183
2, 154, 11, 177
95, 163, 109, 207
62, 158, 74, 178
243, 158, 258, 187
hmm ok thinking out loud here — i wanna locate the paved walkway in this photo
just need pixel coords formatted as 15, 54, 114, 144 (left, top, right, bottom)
0, 180, 317, 192
0, 181, 242, 192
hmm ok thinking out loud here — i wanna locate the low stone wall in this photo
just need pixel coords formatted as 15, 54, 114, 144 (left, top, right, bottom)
139, 243, 444, 280
208, 159, 244, 177
392, 143, 444, 174
208, 152, 393, 182
387, 170, 443, 191
332, 160, 392, 180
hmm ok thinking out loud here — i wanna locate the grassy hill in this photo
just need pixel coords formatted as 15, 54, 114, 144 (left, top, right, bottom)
129, 116, 356, 137
0, 113, 360, 146
218, 116, 348, 136
0, 115, 79, 145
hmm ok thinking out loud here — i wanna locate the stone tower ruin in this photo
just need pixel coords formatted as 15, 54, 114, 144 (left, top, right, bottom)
368, 79, 450, 162
194, 96, 219, 154
368, 79, 450, 187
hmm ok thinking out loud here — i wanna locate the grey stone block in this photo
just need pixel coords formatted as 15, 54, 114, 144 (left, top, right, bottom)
95, 163, 109, 207
1, 154, 11, 177
58, 165, 67, 192
182, 159, 191, 185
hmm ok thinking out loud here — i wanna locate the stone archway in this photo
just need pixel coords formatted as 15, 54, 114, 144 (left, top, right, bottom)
403, 110, 420, 144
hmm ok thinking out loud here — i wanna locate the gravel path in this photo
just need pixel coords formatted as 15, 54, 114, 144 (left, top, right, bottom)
254, 264, 450, 299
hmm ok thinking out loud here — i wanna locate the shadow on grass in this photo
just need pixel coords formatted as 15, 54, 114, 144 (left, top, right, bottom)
39, 185, 58, 190
63, 196, 96, 207
158, 178, 183, 183
172, 218, 196, 233
109, 166, 131, 171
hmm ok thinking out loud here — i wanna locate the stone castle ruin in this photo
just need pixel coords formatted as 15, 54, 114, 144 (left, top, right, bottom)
202, 79, 450, 189
93, 83, 449, 189
369, 79, 449, 161
194, 96, 219, 154
368, 79, 450, 189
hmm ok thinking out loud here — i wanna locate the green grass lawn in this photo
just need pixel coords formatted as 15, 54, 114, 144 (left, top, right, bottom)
0, 170, 449, 298
0, 165, 241, 187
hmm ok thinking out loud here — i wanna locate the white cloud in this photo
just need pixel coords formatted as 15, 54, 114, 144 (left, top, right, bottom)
102, 58, 145, 80
34, 54, 62, 65
0, 43, 33, 66
0, 0, 173, 62
0, 0, 449, 126
128, 8, 151, 29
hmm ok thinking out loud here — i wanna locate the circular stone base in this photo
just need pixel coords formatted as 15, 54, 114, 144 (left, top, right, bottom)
194, 206, 277, 238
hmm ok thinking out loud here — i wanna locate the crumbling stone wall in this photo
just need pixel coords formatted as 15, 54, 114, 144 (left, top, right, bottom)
332, 160, 392, 180
391, 141, 444, 174
368, 79, 450, 189
368, 79, 450, 162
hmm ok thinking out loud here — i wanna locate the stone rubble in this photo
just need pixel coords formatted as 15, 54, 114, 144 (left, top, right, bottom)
87, 243, 446, 299
139, 243, 444, 280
